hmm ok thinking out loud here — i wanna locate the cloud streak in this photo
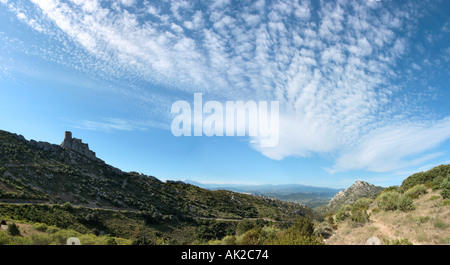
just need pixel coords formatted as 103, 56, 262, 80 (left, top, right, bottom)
66, 117, 169, 132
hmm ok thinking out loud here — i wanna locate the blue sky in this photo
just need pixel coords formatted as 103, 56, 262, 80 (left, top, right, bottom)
1, 0, 449, 189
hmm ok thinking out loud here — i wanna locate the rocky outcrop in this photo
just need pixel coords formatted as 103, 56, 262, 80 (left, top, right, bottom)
60, 131, 97, 161
320, 180, 384, 213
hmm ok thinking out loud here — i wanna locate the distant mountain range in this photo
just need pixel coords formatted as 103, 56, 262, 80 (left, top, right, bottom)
184, 180, 343, 208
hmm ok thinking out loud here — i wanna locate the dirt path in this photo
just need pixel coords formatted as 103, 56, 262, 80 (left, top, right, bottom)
370, 216, 396, 239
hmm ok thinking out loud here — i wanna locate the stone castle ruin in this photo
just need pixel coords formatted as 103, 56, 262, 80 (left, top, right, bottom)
61, 131, 97, 160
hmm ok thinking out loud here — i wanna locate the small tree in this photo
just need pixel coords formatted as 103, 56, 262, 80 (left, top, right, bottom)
7, 223, 21, 237
63, 202, 74, 211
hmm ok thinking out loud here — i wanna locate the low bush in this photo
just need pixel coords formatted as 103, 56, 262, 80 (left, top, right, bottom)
352, 198, 373, 211
376, 191, 400, 211
404, 184, 427, 199
431, 175, 444, 190
440, 176, 450, 199
397, 196, 415, 212
376, 191, 415, 212
33, 223, 48, 233
335, 205, 352, 222
350, 209, 370, 225
385, 238, 413, 245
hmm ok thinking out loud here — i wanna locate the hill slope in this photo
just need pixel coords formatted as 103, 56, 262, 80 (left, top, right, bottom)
320, 165, 450, 245
0, 130, 315, 221
325, 188, 450, 245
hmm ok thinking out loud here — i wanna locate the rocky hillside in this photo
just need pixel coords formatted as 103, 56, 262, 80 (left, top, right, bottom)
319, 180, 384, 213
0, 129, 316, 221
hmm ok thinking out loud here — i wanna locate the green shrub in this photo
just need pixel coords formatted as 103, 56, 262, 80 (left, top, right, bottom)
267, 225, 323, 245
388, 238, 413, 245
63, 202, 74, 211
257, 216, 317, 245
0, 230, 12, 245
30, 234, 53, 245
106, 236, 118, 245
371, 207, 381, 214
236, 219, 257, 235
218, 235, 237, 245
440, 176, 450, 199
46, 226, 60, 234
335, 205, 352, 221
240, 227, 262, 245
290, 217, 314, 236
432, 175, 444, 190
376, 191, 414, 212
10, 235, 31, 245
325, 215, 337, 230
33, 223, 48, 233
382, 186, 403, 193
397, 196, 415, 212
348, 199, 371, 225
350, 209, 370, 225
352, 198, 373, 211
404, 184, 427, 199
376, 191, 400, 211
258, 226, 279, 244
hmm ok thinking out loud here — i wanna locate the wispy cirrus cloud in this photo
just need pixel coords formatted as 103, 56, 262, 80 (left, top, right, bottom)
66, 117, 169, 132
329, 117, 450, 173
2, 0, 450, 174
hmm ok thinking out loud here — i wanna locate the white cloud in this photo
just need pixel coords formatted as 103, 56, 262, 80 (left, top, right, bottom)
330, 117, 450, 173
251, 112, 340, 160
119, 0, 135, 7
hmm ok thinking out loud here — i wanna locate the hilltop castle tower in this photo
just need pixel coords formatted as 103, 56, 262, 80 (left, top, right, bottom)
61, 131, 97, 160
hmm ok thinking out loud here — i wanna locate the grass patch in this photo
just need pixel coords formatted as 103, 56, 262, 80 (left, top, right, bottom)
428, 195, 441, 201
416, 216, 430, 224
433, 218, 449, 230
442, 199, 450, 206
